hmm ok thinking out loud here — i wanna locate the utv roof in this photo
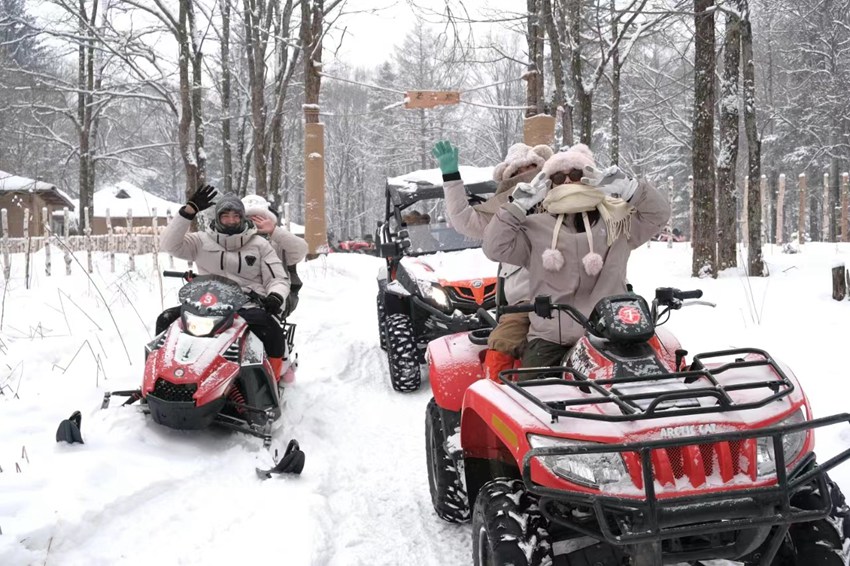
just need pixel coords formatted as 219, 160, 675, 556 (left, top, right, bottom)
386, 166, 497, 209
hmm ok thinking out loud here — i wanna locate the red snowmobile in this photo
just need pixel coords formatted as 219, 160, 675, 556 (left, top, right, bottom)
103, 271, 304, 477
425, 288, 850, 565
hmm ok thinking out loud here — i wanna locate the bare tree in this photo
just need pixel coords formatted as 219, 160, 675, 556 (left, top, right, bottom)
741, 0, 764, 275
717, 4, 740, 270
691, 0, 717, 277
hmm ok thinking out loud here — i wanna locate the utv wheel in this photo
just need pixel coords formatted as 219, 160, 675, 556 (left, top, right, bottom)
385, 313, 421, 392
472, 479, 552, 566
376, 285, 388, 351
425, 398, 469, 523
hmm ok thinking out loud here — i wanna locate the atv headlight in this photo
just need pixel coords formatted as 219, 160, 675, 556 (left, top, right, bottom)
528, 434, 628, 489
417, 280, 451, 311
183, 312, 224, 337
757, 409, 808, 477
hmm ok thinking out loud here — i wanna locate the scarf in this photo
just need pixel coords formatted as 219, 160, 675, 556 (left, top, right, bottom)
540, 183, 635, 274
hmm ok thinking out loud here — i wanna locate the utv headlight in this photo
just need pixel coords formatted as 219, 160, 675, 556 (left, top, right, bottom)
757, 409, 808, 477
417, 280, 451, 311
528, 434, 628, 489
183, 312, 224, 337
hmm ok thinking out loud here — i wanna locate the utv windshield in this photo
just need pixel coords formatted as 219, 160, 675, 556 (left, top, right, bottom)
399, 197, 485, 254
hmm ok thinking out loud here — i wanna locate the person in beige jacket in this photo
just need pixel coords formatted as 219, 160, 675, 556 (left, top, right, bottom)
158, 185, 291, 378
482, 144, 671, 373
433, 140, 553, 381
242, 194, 308, 316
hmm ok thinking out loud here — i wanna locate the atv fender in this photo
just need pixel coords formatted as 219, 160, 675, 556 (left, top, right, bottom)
427, 332, 487, 412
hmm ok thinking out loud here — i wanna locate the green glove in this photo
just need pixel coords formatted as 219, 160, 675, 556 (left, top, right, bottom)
431, 140, 459, 175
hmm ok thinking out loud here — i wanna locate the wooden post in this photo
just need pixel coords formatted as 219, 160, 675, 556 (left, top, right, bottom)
106, 208, 114, 273
760, 175, 768, 244
63, 207, 71, 275
84, 207, 92, 273
23, 208, 31, 289
822, 172, 830, 242
152, 207, 163, 309
776, 173, 786, 244
742, 176, 749, 249
798, 173, 806, 245
1, 209, 9, 281
127, 208, 135, 272
688, 175, 694, 247
523, 114, 556, 146
841, 172, 849, 243
304, 114, 327, 256
42, 207, 51, 276
833, 265, 847, 301
166, 209, 174, 268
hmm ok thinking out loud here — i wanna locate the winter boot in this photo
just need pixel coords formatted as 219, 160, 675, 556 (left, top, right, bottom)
269, 357, 284, 382
484, 349, 517, 382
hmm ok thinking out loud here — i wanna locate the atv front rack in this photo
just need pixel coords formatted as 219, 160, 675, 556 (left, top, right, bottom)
522, 413, 850, 564
500, 348, 794, 422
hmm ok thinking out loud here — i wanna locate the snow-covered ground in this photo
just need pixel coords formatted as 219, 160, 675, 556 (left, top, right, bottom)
1, 241, 849, 565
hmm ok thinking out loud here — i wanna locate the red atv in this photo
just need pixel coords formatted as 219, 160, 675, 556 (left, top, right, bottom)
104, 271, 304, 477
425, 289, 850, 565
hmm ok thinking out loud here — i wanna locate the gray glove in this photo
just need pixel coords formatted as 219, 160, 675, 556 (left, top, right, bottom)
581, 165, 639, 201
510, 171, 551, 212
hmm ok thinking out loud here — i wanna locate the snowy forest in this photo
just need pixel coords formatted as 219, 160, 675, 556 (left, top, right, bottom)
1, 0, 849, 277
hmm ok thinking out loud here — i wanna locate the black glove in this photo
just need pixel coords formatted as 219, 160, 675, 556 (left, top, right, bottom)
186, 184, 218, 214
262, 292, 285, 314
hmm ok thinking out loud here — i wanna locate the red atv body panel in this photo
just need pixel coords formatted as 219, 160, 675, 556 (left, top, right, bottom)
427, 333, 488, 412
429, 324, 815, 498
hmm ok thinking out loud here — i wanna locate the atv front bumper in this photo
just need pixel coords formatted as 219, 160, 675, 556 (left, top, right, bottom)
522, 413, 850, 562
412, 296, 488, 338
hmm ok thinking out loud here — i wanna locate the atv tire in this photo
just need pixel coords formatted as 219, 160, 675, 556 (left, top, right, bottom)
425, 398, 469, 523
744, 474, 850, 565
385, 313, 421, 392
376, 284, 388, 351
472, 479, 552, 566
787, 475, 850, 565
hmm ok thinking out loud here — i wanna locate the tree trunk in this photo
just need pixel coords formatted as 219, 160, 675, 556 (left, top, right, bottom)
567, 0, 591, 145
691, 0, 717, 278
609, 0, 621, 164
544, 0, 571, 147
187, 0, 205, 184
244, 0, 269, 197
554, 0, 573, 146
178, 0, 198, 196
221, 0, 233, 194
717, 6, 740, 271
742, 1, 764, 275
525, 0, 545, 117
269, 0, 298, 207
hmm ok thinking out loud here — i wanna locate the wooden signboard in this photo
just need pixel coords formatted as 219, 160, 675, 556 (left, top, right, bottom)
405, 90, 461, 109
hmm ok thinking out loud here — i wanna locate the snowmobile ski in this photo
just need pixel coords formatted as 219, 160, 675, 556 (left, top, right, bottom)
256, 439, 305, 479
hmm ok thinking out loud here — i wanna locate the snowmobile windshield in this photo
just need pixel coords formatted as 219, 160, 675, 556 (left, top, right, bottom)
177, 275, 249, 317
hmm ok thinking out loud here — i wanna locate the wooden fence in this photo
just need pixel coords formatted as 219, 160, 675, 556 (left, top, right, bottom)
0, 205, 175, 287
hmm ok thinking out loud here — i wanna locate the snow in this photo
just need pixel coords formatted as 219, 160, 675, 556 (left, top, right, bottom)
1, 242, 850, 565
74, 182, 184, 218
387, 165, 494, 188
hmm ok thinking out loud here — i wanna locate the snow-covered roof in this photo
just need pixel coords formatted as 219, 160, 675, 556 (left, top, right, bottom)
85, 182, 183, 217
0, 170, 75, 208
386, 165, 494, 189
